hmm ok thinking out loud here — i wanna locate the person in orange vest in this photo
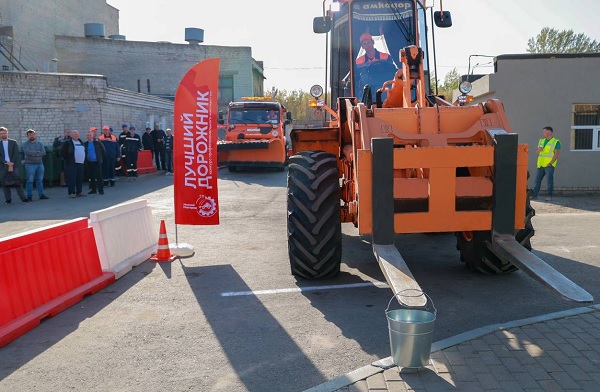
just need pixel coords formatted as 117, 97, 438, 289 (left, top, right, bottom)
356, 32, 391, 66
532, 126, 561, 202
98, 125, 119, 187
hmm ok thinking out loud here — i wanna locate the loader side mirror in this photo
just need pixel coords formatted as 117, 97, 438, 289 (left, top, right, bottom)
434, 11, 452, 28
285, 112, 293, 124
218, 111, 224, 125
313, 16, 331, 34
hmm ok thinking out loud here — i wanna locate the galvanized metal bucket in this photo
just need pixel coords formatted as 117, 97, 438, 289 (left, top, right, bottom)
385, 289, 436, 368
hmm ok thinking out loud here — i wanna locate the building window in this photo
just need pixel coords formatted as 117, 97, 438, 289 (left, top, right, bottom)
571, 104, 600, 151
219, 76, 234, 110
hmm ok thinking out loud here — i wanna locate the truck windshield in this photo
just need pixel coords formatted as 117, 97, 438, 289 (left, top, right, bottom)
229, 109, 278, 124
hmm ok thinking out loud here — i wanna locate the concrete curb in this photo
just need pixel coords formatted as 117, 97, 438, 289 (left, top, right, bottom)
304, 305, 598, 392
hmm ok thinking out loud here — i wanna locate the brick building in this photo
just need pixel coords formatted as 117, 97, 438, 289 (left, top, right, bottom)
0, 71, 173, 146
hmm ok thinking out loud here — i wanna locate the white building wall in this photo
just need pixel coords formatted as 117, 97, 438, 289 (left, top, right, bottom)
470, 55, 600, 191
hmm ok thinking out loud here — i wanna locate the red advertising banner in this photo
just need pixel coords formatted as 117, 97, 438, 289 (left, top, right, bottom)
173, 58, 220, 225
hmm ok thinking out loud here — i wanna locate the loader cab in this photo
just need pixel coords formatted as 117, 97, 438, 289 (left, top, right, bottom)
318, 0, 431, 106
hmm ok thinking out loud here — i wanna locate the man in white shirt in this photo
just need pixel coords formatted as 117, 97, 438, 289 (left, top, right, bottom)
60, 130, 87, 198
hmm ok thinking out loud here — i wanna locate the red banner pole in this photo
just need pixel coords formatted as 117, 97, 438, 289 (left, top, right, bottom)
173, 58, 220, 226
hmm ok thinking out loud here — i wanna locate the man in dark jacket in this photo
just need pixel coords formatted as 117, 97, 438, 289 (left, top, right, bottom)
151, 124, 167, 171
0, 126, 29, 203
117, 124, 129, 176
61, 130, 86, 197
84, 129, 107, 194
124, 126, 143, 178
164, 128, 174, 175
53, 129, 71, 186
142, 127, 154, 153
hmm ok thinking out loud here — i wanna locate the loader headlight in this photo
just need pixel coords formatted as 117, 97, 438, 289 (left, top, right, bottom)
272, 131, 279, 137
310, 84, 323, 98
459, 81, 472, 94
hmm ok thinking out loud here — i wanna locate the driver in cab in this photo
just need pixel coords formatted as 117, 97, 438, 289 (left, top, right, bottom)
266, 109, 278, 122
356, 32, 391, 66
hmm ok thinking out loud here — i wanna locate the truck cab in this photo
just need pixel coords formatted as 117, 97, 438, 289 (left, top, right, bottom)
217, 97, 291, 171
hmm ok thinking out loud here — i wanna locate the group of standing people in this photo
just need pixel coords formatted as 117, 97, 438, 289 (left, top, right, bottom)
52, 123, 174, 197
2, 122, 175, 203
58, 129, 109, 197
141, 124, 174, 174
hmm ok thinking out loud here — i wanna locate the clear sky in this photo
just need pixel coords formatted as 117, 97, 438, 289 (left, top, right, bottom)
107, 0, 600, 92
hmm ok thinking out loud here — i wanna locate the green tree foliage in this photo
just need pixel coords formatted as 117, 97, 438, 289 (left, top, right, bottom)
267, 87, 326, 125
527, 27, 600, 53
431, 68, 460, 101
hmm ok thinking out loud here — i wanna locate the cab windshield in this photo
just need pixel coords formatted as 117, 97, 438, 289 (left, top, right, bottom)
229, 109, 278, 124
330, 0, 426, 102
352, 1, 415, 98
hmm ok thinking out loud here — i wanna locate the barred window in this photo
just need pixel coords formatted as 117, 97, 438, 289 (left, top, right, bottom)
571, 104, 600, 151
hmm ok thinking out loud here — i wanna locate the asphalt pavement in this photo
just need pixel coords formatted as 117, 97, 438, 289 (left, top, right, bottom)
1, 172, 599, 392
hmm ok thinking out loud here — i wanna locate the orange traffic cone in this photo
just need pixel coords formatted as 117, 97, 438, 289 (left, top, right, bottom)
150, 220, 177, 262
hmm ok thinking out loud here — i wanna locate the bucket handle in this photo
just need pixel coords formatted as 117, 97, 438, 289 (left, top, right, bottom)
385, 289, 436, 315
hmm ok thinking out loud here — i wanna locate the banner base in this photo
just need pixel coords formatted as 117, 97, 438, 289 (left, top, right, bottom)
170, 243, 195, 258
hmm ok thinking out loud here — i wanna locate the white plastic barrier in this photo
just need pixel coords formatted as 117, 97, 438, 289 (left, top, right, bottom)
90, 199, 158, 279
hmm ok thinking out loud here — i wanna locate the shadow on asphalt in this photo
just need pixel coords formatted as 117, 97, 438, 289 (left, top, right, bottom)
180, 261, 327, 392
533, 193, 600, 213
0, 172, 172, 226
295, 231, 392, 359
217, 166, 287, 188
0, 261, 157, 381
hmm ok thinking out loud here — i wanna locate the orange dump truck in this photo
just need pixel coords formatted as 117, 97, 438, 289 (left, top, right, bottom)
217, 97, 292, 172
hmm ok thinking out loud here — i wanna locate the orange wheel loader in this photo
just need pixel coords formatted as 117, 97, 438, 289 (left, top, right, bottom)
217, 97, 292, 172
286, 0, 592, 303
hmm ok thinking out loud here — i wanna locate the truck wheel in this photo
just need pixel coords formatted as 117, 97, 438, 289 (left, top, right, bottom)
287, 151, 341, 279
456, 190, 535, 274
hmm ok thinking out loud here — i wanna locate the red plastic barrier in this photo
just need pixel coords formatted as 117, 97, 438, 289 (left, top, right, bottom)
137, 150, 157, 174
0, 218, 115, 347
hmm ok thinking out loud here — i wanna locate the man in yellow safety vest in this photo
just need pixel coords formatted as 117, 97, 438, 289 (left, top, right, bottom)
532, 126, 561, 202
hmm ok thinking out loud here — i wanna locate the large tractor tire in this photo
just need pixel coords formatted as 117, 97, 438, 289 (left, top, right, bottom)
287, 151, 341, 279
456, 190, 535, 274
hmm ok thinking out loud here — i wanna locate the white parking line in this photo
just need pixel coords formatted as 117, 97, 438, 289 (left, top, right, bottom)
221, 281, 389, 297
